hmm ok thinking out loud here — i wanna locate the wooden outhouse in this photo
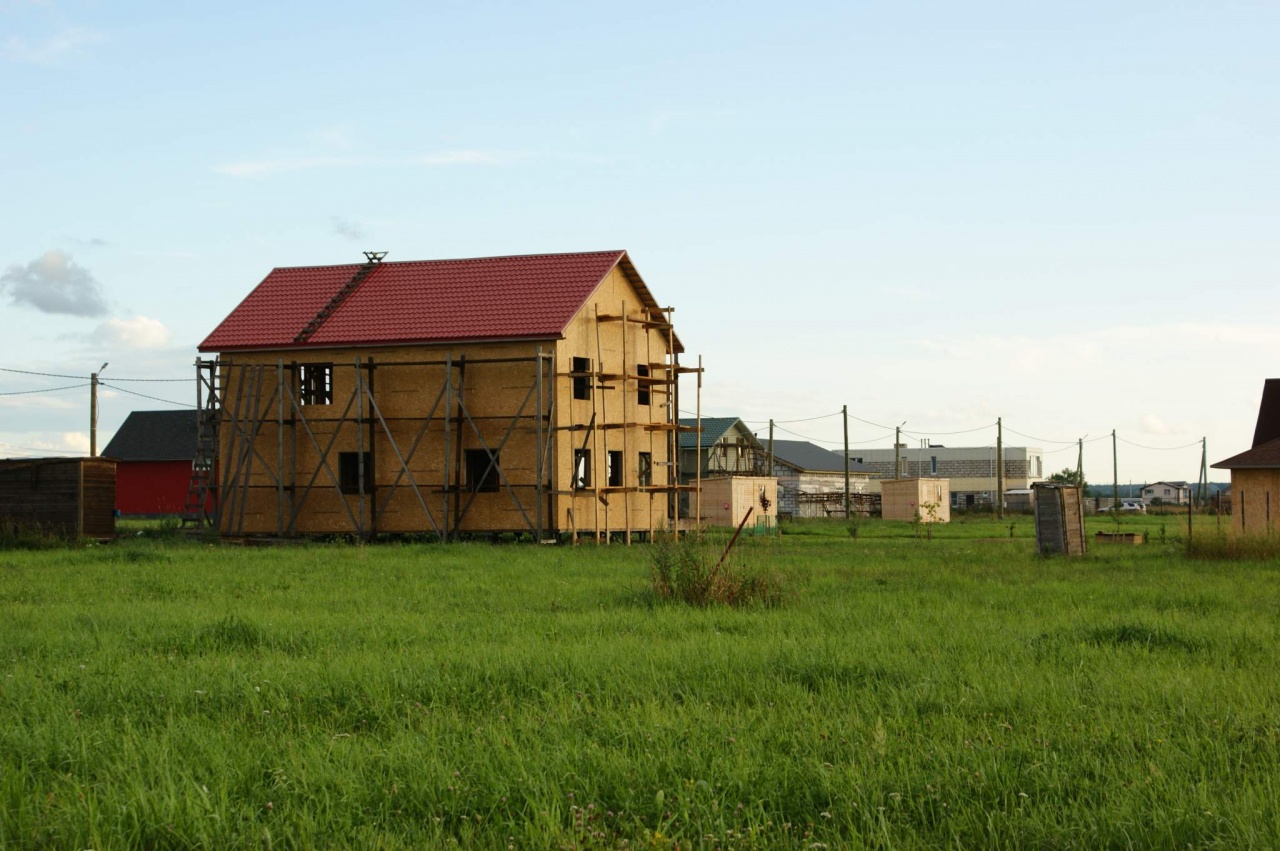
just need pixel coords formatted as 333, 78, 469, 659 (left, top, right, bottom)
699, 476, 777, 529
195, 251, 695, 541
0, 457, 116, 539
1032, 483, 1085, 555
880, 478, 951, 523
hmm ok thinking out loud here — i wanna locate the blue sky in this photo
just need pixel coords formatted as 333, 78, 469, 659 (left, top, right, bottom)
2, 0, 1278, 483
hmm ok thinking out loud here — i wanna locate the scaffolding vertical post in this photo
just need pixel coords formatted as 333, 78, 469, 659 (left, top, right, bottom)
594, 304, 606, 542
453, 356, 467, 535
442, 354, 452, 543
667, 307, 679, 538
367, 357, 377, 538
355, 357, 366, 540
535, 346, 545, 542
696, 354, 702, 531
622, 301, 631, 545
277, 359, 285, 536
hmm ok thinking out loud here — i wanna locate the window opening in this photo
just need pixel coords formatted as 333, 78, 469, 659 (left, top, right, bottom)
572, 357, 591, 401
608, 450, 623, 487
636, 364, 650, 406
465, 449, 500, 493
638, 452, 652, 487
299, 363, 333, 406
338, 452, 373, 495
574, 449, 592, 489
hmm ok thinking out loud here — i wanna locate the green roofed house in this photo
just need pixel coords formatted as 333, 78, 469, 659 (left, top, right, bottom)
677, 417, 766, 482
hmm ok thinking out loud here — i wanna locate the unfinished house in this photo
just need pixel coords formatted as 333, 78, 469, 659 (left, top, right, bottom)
194, 250, 696, 541
1213, 378, 1280, 537
677, 417, 764, 481
769, 439, 875, 518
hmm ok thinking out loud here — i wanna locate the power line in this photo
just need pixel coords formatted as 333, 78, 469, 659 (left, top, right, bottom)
1117, 435, 1202, 451
0, 442, 89, 456
98, 382, 195, 408
0, 366, 192, 382
0, 367, 85, 380
1002, 426, 1077, 445
772, 423, 847, 447
0, 383, 91, 396
739, 411, 843, 425
901, 421, 998, 439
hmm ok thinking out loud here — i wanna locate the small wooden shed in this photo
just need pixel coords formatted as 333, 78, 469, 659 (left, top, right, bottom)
0, 457, 117, 539
881, 478, 951, 523
699, 476, 777, 529
1033, 483, 1085, 555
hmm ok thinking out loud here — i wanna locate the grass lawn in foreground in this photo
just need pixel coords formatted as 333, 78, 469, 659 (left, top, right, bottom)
1, 515, 1278, 848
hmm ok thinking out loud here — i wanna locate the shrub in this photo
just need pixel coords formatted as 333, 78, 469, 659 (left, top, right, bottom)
0, 520, 70, 550
649, 534, 784, 607
1186, 531, 1280, 561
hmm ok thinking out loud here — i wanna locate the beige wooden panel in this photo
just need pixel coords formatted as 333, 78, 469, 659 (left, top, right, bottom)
881, 478, 951, 523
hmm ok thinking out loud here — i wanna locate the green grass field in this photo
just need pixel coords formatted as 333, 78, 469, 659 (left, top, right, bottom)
2, 515, 1278, 849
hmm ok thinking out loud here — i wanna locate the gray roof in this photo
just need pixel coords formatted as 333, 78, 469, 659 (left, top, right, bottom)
769, 439, 873, 474
102, 410, 198, 461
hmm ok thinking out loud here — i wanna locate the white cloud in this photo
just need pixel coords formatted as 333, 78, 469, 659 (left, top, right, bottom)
1138, 414, 1173, 435
0, 431, 89, 458
214, 150, 513, 178
3, 26, 104, 64
91, 316, 173, 350
0, 250, 109, 316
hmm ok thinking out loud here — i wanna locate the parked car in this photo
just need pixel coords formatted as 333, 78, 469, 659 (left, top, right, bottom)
1097, 501, 1146, 513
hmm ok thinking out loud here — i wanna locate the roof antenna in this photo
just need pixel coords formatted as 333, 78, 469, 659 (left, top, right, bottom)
363, 251, 388, 263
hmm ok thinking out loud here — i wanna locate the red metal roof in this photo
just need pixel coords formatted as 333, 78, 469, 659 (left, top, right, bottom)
199, 250, 656, 352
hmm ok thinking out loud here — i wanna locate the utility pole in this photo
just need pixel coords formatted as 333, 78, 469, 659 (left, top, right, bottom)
843, 404, 850, 520
89, 362, 108, 456
996, 416, 1004, 519
1112, 429, 1119, 509
1076, 438, 1084, 489
1198, 437, 1208, 508
768, 419, 775, 477
894, 425, 902, 479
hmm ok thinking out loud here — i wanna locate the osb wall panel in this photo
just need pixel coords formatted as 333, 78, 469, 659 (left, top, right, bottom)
701, 476, 777, 527
1231, 469, 1280, 536
552, 264, 674, 534
216, 341, 555, 535
881, 478, 951, 523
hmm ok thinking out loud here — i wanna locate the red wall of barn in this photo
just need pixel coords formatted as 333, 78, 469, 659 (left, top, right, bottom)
115, 461, 193, 515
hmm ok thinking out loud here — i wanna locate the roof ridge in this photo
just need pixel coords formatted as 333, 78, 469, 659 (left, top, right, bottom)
273, 249, 625, 273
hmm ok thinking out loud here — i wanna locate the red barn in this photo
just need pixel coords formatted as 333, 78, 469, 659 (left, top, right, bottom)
102, 410, 201, 516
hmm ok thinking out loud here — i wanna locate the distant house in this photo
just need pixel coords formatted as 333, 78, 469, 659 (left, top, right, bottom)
1213, 378, 1280, 536
102, 410, 201, 516
1139, 481, 1190, 506
769, 439, 874, 518
677, 417, 763, 482
852, 444, 1044, 509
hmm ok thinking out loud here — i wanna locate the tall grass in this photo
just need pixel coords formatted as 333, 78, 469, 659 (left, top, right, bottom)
0, 519, 1278, 847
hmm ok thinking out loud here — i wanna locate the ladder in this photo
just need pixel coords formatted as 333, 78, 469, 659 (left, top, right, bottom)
181, 360, 220, 527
